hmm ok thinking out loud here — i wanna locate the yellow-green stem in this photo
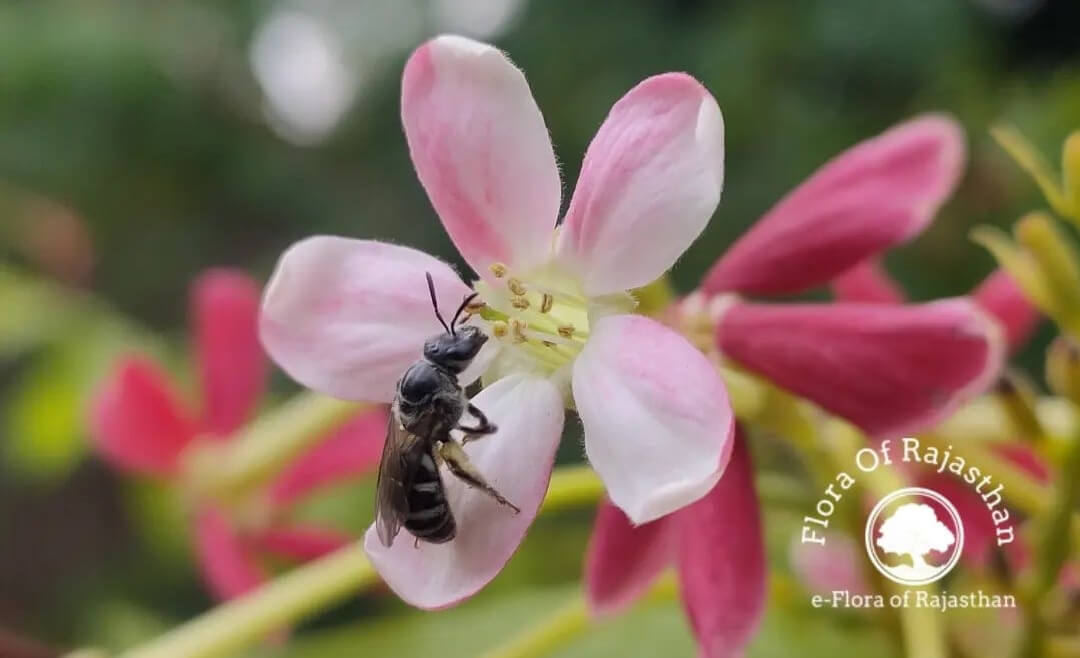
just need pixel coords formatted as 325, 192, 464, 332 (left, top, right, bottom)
480, 576, 679, 658
119, 544, 377, 658
189, 392, 363, 502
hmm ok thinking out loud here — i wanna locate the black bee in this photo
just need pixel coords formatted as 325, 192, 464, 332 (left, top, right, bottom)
375, 273, 520, 548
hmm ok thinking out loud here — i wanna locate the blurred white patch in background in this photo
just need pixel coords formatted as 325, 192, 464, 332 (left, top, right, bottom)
431, 0, 526, 40
249, 0, 528, 145
250, 9, 357, 145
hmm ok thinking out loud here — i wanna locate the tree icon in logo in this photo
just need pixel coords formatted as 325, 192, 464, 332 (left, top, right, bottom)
875, 502, 956, 579
864, 487, 964, 585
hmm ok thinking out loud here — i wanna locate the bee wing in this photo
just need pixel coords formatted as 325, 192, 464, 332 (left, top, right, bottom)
375, 409, 422, 547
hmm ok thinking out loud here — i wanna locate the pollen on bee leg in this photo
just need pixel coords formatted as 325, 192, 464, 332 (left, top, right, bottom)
507, 278, 527, 296
492, 321, 509, 339
511, 296, 530, 310
489, 263, 508, 278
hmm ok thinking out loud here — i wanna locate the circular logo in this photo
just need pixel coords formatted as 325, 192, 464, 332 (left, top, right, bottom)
864, 487, 964, 586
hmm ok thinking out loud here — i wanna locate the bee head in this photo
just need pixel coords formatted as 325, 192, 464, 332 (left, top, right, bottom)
423, 325, 487, 374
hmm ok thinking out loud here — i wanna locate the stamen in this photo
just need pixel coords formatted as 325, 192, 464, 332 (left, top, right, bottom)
511, 297, 530, 310
558, 324, 575, 338
466, 299, 487, 313
511, 319, 528, 343
540, 293, 554, 313
492, 321, 509, 339
490, 263, 508, 278
508, 278, 527, 296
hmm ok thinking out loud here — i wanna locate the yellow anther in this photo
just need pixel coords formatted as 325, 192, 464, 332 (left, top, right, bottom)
465, 299, 487, 313
508, 278, 527, 296
540, 293, 554, 313
557, 324, 575, 338
490, 263, 508, 278
511, 297, 530, 310
542, 340, 556, 347
511, 319, 528, 343
492, 321, 509, 339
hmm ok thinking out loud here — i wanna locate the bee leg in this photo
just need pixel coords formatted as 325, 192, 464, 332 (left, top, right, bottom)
437, 440, 520, 514
459, 404, 497, 444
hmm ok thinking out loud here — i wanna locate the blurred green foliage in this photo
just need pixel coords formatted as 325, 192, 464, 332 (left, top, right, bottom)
0, 0, 1078, 654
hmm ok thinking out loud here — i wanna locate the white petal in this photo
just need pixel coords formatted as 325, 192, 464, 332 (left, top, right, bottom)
363, 374, 564, 609
573, 314, 734, 523
260, 236, 471, 402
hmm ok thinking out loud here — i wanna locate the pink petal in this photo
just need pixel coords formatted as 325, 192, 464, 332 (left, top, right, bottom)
556, 73, 724, 296
255, 525, 351, 561
676, 431, 765, 658
584, 500, 676, 616
88, 357, 197, 476
260, 237, 471, 403
716, 298, 1005, 438
191, 269, 267, 437
401, 35, 561, 276
269, 406, 390, 506
363, 374, 564, 609
573, 314, 735, 524
193, 507, 265, 601
972, 269, 1041, 351
789, 532, 871, 596
831, 258, 906, 304
704, 115, 966, 295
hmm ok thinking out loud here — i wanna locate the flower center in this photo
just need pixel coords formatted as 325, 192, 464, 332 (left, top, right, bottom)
471, 262, 592, 376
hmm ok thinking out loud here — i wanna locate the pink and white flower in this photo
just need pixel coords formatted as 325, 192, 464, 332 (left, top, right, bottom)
259, 35, 734, 609
89, 269, 387, 601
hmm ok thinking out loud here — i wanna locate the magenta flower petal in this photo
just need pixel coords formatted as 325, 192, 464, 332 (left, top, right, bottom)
584, 499, 676, 616
573, 315, 735, 524
401, 35, 561, 276
675, 432, 765, 658
831, 258, 906, 304
972, 269, 1041, 351
716, 299, 1004, 437
362, 374, 564, 610
269, 406, 389, 506
704, 115, 965, 296
260, 237, 471, 402
193, 507, 265, 601
255, 525, 351, 561
89, 357, 198, 476
191, 269, 266, 437
556, 73, 725, 296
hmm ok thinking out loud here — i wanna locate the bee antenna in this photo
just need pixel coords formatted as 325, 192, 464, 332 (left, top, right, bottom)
451, 292, 479, 330
426, 272, 451, 335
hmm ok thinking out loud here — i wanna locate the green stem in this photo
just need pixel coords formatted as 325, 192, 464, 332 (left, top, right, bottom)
118, 544, 377, 658
480, 576, 679, 658
187, 392, 363, 502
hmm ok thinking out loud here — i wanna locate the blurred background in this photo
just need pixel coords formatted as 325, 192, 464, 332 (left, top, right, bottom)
0, 0, 1078, 655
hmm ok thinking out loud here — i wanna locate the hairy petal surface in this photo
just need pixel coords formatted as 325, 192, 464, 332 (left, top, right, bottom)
557, 73, 725, 296
401, 35, 561, 275
363, 374, 564, 609
89, 357, 197, 476
584, 500, 676, 615
831, 259, 906, 304
260, 237, 470, 403
716, 299, 1004, 437
193, 507, 265, 601
192, 269, 266, 437
704, 115, 965, 295
574, 314, 734, 524
676, 432, 765, 658
972, 269, 1041, 351
269, 406, 388, 506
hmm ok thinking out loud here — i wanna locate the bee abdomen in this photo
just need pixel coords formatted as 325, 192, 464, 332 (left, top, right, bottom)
405, 450, 456, 543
